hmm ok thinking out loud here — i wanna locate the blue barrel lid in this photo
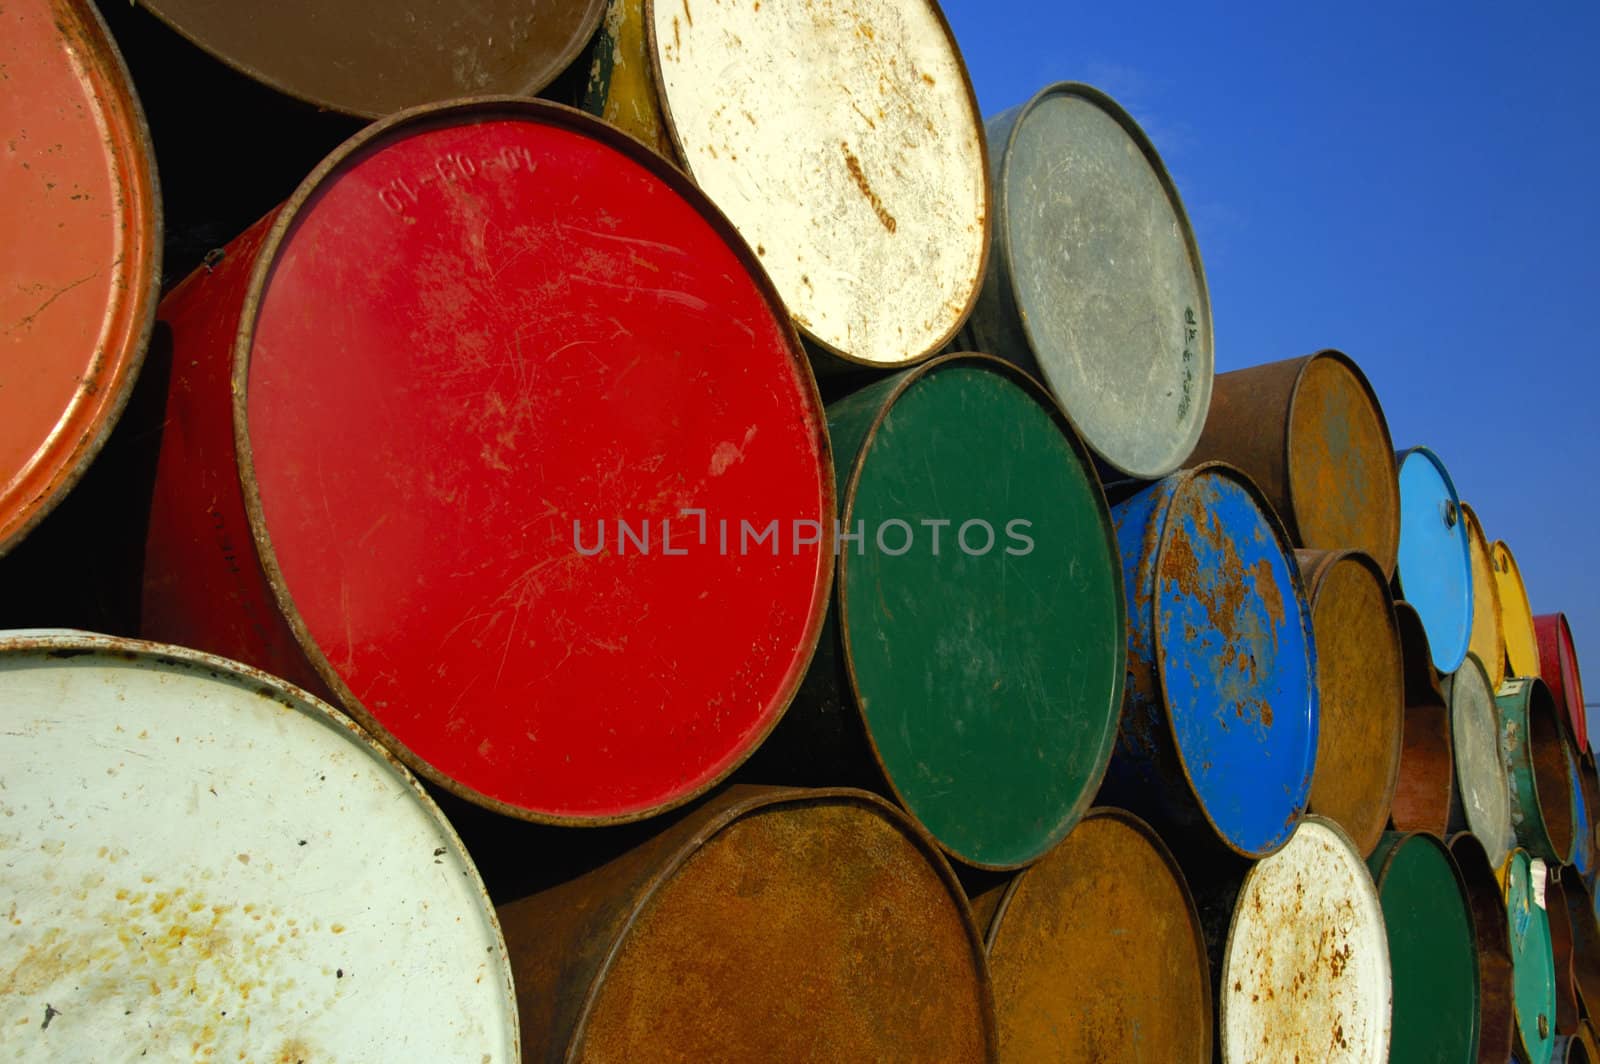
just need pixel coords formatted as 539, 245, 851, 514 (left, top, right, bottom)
1395, 447, 1473, 674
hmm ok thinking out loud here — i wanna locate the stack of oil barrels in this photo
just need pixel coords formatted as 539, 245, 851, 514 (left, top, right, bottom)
3, 1, 1594, 1061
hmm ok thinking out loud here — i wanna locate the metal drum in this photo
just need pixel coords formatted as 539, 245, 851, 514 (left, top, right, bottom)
1101, 464, 1317, 858
1393, 601, 1456, 835
0, 0, 160, 558
592, 0, 990, 369
495, 786, 996, 1061
0, 630, 516, 1060
780, 354, 1123, 870
1463, 502, 1508, 688
1561, 878, 1600, 1034
1218, 818, 1391, 1063
974, 810, 1211, 1062
1494, 539, 1542, 680
1548, 875, 1580, 1037
1535, 613, 1587, 753
1506, 849, 1556, 1064
961, 83, 1212, 479
128, 0, 606, 117
1367, 833, 1480, 1064
1450, 832, 1515, 1064
1295, 549, 1403, 856
1498, 677, 1577, 865
1571, 742, 1594, 877
1191, 351, 1400, 575
140, 100, 834, 825
1444, 652, 1515, 867
1396, 446, 1474, 674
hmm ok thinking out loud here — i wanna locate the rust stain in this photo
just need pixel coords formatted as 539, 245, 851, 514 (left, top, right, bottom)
840, 144, 897, 234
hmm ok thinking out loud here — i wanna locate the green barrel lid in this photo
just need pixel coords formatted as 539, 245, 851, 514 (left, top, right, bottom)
1506, 849, 1557, 1064
1368, 832, 1480, 1063
828, 354, 1125, 870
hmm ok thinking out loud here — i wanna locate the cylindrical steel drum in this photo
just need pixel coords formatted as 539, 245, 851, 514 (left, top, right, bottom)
496, 786, 996, 1061
1548, 874, 1580, 1037
1536, 613, 1587, 753
774, 354, 1123, 870
1450, 832, 1515, 1064
1499, 678, 1577, 865
591, 0, 990, 369
1494, 539, 1542, 680
960, 82, 1213, 479
1444, 652, 1515, 867
0, 0, 160, 558
974, 810, 1211, 1062
1570, 742, 1594, 878
1396, 446, 1473, 674
1190, 351, 1399, 575
1463, 502, 1508, 688
127, 0, 606, 118
0, 630, 516, 1060
1561, 878, 1600, 1035
1393, 600, 1456, 835
1218, 818, 1391, 1062
1506, 849, 1557, 1064
141, 100, 834, 825
1101, 464, 1317, 858
1296, 548, 1404, 855
1367, 832, 1480, 1064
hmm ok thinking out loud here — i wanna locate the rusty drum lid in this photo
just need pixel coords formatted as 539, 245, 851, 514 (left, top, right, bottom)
1219, 817, 1392, 1063
135, 0, 608, 118
0, 0, 160, 558
0, 630, 517, 1061
1443, 652, 1515, 867
646, 0, 990, 367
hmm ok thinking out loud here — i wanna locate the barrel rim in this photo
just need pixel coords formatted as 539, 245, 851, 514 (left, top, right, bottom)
1282, 350, 1400, 574
0, 626, 521, 1056
991, 80, 1215, 480
225, 96, 837, 825
979, 806, 1215, 1062
1152, 461, 1320, 860
1217, 814, 1392, 1061
136, 0, 610, 120
1499, 676, 1576, 865
0, 0, 163, 560
641, 0, 993, 369
561, 785, 999, 1061
835, 351, 1127, 871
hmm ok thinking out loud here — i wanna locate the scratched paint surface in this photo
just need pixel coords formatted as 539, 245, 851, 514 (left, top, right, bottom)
1506, 850, 1556, 1064
245, 114, 830, 819
1536, 614, 1588, 753
0, 632, 516, 1061
650, 0, 988, 365
1445, 653, 1514, 867
1494, 540, 1542, 679
0, 0, 157, 554
1498, 678, 1575, 864
1396, 448, 1473, 673
1110, 468, 1317, 857
1221, 819, 1391, 1063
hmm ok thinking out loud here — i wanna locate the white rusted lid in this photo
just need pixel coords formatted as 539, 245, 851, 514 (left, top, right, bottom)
1220, 817, 1391, 1063
650, 0, 988, 366
0, 630, 517, 1062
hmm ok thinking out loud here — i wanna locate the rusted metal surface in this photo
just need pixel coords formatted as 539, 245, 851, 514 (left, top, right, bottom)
1560, 877, 1600, 1036
1191, 351, 1399, 575
1295, 549, 1404, 856
1102, 463, 1318, 859
1396, 446, 1474, 673
1548, 874, 1580, 1036
0, 0, 161, 559
134, 0, 607, 118
496, 786, 997, 1062
635, 0, 991, 368
1498, 677, 1577, 864
1556, 1035, 1596, 1063
1444, 653, 1515, 866
1449, 832, 1515, 1064
1218, 817, 1391, 1063
980, 810, 1211, 1062
960, 83, 1212, 478
580, 0, 672, 155
1392, 601, 1456, 835
0, 629, 517, 1060
1494, 539, 1542, 680
1536, 613, 1588, 753
1463, 502, 1508, 688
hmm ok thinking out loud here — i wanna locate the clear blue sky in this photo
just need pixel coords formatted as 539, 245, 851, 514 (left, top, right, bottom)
941, 0, 1600, 700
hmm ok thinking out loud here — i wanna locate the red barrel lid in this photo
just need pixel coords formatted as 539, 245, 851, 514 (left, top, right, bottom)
0, 0, 160, 556
238, 101, 833, 822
